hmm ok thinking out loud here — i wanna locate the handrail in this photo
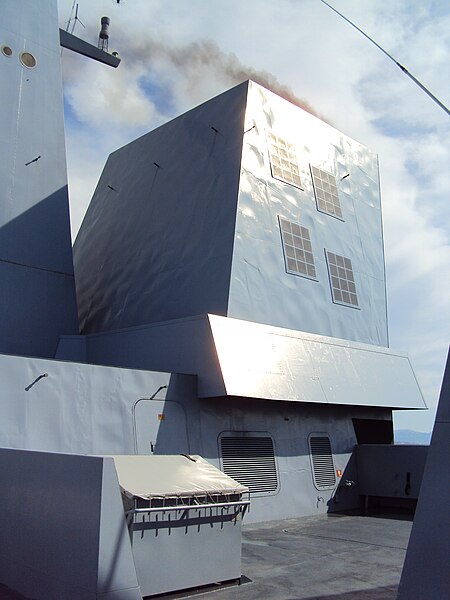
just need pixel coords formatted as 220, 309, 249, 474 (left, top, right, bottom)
125, 500, 250, 516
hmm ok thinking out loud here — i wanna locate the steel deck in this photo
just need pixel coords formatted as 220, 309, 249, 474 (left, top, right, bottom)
0, 512, 411, 600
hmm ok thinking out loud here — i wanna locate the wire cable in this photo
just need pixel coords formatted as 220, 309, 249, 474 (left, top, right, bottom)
319, 0, 450, 117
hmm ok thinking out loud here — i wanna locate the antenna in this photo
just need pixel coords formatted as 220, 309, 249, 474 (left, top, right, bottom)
65, 2, 85, 35
319, 0, 450, 117
98, 17, 110, 52
64, 0, 76, 32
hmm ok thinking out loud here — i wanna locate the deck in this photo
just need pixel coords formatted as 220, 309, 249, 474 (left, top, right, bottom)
0, 512, 412, 600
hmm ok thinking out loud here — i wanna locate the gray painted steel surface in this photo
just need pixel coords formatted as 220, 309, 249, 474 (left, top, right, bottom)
59, 29, 121, 68
58, 314, 425, 409
74, 81, 387, 347
229, 82, 388, 346
356, 444, 428, 499
0, 449, 141, 600
114, 455, 247, 596
398, 349, 450, 600
0, 350, 390, 524
0, 449, 247, 599
0, 352, 175, 454
74, 83, 248, 334
0, 0, 78, 357
0, 2, 437, 598
131, 503, 245, 597
196, 515, 413, 600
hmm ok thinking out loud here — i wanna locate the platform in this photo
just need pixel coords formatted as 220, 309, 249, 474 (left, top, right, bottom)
0, 513, 412, 600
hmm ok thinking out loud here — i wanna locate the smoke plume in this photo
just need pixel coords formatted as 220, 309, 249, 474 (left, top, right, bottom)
120, 36, 321, 118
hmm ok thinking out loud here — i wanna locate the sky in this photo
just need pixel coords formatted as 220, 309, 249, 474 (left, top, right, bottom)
57, 0, 450, 433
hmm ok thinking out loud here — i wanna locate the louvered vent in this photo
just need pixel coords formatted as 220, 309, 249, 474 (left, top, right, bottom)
220, 436, 278, 494
309, 435, 336, 490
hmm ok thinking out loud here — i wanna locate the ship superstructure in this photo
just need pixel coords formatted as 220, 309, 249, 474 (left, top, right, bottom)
0, 2, 444, 600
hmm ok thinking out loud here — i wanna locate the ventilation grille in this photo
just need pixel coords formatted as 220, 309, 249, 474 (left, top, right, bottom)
220, 436, 278, 494
309, 436, 336, 490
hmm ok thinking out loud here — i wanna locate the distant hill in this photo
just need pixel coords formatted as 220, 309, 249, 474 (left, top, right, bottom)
395, 429, 431, 445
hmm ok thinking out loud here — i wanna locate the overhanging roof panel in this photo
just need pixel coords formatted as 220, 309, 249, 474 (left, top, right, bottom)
208, 315, 426, 410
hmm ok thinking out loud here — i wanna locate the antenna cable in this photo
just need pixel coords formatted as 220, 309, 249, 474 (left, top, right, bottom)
319, 0, 450, 117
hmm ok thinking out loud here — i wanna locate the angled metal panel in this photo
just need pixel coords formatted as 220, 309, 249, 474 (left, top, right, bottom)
59, 29, 121, 67
74, 83, 248, 334
228, 81, 388, 346
64, 313, 426, 409
0, 0, 78, 356
208, 314, 426, 409
82, 314, 227, 398
0, 352, 173, 454
398, 350, 450, 599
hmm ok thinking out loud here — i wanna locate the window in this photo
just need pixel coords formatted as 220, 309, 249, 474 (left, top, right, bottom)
326, 250, 359, 307
310, 165, 342, 219
20, 51, 37, 68
279, 216, 316, 279
267, 132, 301, 188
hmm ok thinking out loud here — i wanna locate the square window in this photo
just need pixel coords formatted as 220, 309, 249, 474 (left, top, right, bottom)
292, 234, 302, 246
326, 250, 359, 308
295, 248, 305, 262
279, 216, 316, 281
272, 165, 283, 179
310, 165, 343, 220
287, 258, 297, 272
268, 133, 302, 189
284, 233, 294, 246
286, 245, 295, 258
291, 223, 301, 237
280, 218, 291, 232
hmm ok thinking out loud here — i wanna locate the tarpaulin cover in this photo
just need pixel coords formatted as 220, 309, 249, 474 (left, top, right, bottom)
109, 454, 248, 500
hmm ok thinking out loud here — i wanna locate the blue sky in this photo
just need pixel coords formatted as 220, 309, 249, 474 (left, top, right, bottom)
58, 0, 450, 433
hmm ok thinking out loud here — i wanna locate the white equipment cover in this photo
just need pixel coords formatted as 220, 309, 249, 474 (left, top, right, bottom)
109, 454, 249, 500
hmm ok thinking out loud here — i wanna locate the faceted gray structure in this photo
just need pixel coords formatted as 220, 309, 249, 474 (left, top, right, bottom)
0, 0, 78, 357
56, 314, 425, 409
0, 2, 439, 597
74, 81, 388, 347
397, 349, 450, 600
0, 449, 247, 600
0, 449, 141, 600
74, 83, 247, 336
